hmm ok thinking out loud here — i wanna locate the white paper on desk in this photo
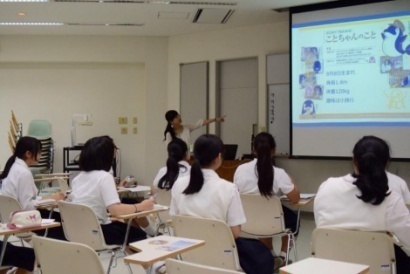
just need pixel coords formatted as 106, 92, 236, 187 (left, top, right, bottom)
153, 204, 169, 210
118, 186, 151, 193
280, 193, 315, 200
300, 193, 316, 199
34, 199, 56, 206
41, 219, 55, 224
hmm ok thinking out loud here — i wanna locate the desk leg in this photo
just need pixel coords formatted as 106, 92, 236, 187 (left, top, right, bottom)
122, 219, 134, 274
0, 235, 10, 267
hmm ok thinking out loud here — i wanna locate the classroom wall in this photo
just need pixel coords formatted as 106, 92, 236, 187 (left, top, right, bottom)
0, 36, 168, 184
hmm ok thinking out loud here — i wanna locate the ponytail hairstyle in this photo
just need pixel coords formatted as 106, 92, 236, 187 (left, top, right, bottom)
253, 132, 276, 198
79, 135, 115, 172
158, 138, 188, 190
0, 136, 42, 179
352, 136, 390, 205
183, 134, 223, 195
163, 110, 179, 141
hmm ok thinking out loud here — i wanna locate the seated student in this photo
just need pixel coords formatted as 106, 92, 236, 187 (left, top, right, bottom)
314, 135, 410, 274
0, 241, 36, 274
375, 139, 410, 204
70, 136, 154, 246
233, 132, 300, 264
152, 138, 191, 193
0, 136, 66, 240
170, 134, 274, 274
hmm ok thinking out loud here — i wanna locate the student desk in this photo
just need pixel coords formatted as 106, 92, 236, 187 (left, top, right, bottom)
111, 205, 168, 251
0, 221, 61, 267
279, 257, 370, 274
124, 235, 205, 269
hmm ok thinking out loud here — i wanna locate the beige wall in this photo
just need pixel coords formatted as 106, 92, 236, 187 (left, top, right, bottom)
0, 36, 168, 184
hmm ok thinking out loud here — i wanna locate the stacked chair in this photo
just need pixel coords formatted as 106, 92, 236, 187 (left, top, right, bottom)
26, 119, 54, 175
8, 111, 23, 153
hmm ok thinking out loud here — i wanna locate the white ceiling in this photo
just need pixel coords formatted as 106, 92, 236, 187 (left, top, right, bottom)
0, 0, 338, 36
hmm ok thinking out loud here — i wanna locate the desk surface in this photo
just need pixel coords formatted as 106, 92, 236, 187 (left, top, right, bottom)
0, 221, 60, 236
125, 235, 205, 268
279, 258, 369, 274
111, 206, 167, 220
117, 185, 151, 193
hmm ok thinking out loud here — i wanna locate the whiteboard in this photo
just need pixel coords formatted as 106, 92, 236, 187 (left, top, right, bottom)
267, 54, 290, 155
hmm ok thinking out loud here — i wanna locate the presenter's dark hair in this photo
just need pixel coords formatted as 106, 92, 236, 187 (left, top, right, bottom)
0, 136, 42, 179
158, 138, 188, 190
79, 135, 115, 172
183, 134, 223, 195
253, 132, 275, 199
163, 110, 179, 141
352, 136, 390, 205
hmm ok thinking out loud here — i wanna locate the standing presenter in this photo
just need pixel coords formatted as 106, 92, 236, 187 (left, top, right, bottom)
163, 110, 226, 148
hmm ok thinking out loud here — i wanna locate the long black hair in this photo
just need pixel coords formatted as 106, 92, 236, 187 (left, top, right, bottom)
183, 134, 224, 195
79, 136, 115, 172
253, 132, 276, 198
0, 136, 42, 179
158, 138, 188, 190
352, 136, 390, 205
163, 110, 179, 141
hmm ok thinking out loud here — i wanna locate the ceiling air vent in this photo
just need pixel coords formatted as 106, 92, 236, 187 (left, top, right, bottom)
170, 1, 237, 6
193, 8, 234, 24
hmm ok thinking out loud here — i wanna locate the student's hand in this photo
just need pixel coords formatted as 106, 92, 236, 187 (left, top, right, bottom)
137, 199, 154, 211
50, 192, 65, 201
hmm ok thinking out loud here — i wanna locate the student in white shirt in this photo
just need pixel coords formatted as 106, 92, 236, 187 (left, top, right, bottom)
0, 136, 66, 240
371, 137, 410, 204
170, 134, 274, 274
314, 136, 410, 274
234, 132, 300, 262
70, 136, 154, 245
163, 110, 226, 147
152, 138, 190, 192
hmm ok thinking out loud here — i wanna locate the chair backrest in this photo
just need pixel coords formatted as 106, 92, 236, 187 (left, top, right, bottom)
27, 119, 52, 139
171, 215, 241, 271
0, 194, 22, 223
32, 235, 105, 274
166, 258, 242, 274
240, 194, 285, 236
56, 178, 70, 193
312, 227, 396, 274
155, 189, 172, 223
58, 201, 112, 251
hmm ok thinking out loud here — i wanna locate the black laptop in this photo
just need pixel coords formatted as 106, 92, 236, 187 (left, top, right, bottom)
223, 144, 238, 161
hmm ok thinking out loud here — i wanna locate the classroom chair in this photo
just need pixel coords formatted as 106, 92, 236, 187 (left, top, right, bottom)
239, 194, 297, 264
58, 201, 131, 274
0, 195, 31, 245
312, 227, 396, 274
171, 215, 243, 272
154, 189, 173, 235
32, 235, 105, 274
165, 258, 243, 274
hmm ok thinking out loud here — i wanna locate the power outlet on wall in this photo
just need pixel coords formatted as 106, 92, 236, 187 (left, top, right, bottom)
118, 117, 128, 124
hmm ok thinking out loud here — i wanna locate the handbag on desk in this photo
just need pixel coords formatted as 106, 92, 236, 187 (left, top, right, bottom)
7, 210, 42, 229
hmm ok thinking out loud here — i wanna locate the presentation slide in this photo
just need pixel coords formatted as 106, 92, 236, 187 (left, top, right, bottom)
291, 1, 410, 158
